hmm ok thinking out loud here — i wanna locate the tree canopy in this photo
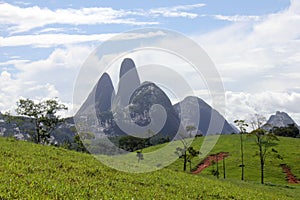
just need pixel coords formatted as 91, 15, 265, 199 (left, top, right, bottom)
16, 98, 67, 144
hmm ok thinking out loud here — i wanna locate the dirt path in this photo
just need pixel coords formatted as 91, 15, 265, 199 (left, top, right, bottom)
281, 164, 299, 184
192, 152, 229, 174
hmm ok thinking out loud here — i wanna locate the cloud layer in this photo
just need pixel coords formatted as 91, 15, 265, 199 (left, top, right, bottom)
0, 2, 204, 33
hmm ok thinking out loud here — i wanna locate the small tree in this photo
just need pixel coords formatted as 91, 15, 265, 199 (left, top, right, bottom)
186, 125, 196, 138
16, 98, 67, 144
223, 157, 226, 179
175, 146, 200, 172
248, 114, 280, 184
136, 150, 144, 163
175, 126, 200, 172
215, 154, 219, 179
234, 119, 248, 181
271, 124, 299, 138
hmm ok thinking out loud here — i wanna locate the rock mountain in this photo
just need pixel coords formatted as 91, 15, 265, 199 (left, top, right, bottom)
265, 111, 299, 130
77, 58, 237, 137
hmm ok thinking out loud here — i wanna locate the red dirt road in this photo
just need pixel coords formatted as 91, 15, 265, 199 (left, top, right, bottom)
281, 164, 299, 184
192, 152, 229, 174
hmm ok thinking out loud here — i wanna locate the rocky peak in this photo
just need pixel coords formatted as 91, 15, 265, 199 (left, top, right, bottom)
116, 58, 141, 107
266, 111, 298, 128
173, 96, 237, 135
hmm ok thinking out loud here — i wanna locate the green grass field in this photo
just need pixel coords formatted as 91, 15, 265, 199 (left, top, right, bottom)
0, 135, 299, 199
162, 135, 300, 184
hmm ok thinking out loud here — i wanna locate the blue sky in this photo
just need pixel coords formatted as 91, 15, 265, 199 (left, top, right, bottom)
1, 0, 300, 124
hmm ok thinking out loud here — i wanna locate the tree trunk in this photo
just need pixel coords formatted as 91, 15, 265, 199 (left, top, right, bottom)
261, 159, 264, 184
259, 144, 264, 184
240, 133, 244, 181
35, 119, 40, 144
216, 154, 219, 179
223, 157, 226, 179
183, 154, 187, 171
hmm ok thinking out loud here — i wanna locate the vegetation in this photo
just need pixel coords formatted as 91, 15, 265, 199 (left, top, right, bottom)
271, 124, 299, 138
15, 98, 67, 144
186, 125, 196, 137
143, 134, 299, 187
248, 115, 281, 184
175, 126, 200, 172
175, 146, 200, 172
234, 119, 248, 181
0, 136, 299, 199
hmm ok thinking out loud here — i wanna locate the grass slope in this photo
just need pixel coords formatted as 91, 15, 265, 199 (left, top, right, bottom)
195, 135, 300, 184
146, 135, 300, 183
0, 136, 299, 199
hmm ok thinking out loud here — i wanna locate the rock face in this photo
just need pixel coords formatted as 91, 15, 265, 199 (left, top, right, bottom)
77, 72, 115, 117
265, 111, 299, 130
95, 73, 116, 113
116, 58, 141, 107
173, 96, 237, 135
129, 81, 181, 138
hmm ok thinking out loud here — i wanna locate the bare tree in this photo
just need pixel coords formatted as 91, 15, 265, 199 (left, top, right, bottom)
175, 127, 200, 171
248, 114, 279, 184
234, 119, 248, 181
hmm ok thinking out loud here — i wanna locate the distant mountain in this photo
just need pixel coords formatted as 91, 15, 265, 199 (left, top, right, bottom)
173, 96, 237, 135
264, 111, 299, 130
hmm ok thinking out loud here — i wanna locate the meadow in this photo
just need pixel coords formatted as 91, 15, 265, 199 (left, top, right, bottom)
0, 135, 299, 199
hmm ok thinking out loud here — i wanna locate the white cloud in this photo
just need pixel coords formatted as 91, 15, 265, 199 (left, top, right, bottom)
0, 33, 116, 47
0, 31, 167, 47
0, 2, 158, 33
149, 3, 205, 18
0, 70, 61, 114
0, 59, 30, 66
0, 45, 93, 116
35, 27, 67, 34
0, 3, 204, 33
194, 0, 300, 91
213, 15, 262, 22
225, 91, 300, 125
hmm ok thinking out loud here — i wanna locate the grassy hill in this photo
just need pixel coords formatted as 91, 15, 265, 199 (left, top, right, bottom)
157, 135, 300, 184
0, 136, 299, 199
144, 135, 300, 181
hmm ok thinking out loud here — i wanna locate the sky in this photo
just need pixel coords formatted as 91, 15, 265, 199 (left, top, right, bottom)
1, 0, 300, 125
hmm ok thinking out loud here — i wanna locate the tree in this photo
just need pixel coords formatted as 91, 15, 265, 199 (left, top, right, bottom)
175, 126, 200, 172
136, 150, 144, 163
175, 146, 200, 172
248, 114, 280, 184
234, 119, 248, 181
73, 134, 87, 152
16, 98, 67, 144
118, 136, 150, 152
186, 125, 196, 138
271, 124, 299, 138
223, 157, 226, 179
